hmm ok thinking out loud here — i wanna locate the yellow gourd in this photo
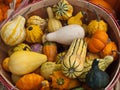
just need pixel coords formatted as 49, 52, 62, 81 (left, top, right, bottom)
26, 25, 43, 43
8, 51, 47, 75
2, 57, 10, 72
47, 7, 62, 32
0, 15, 26, 46
68, 11, 83, 25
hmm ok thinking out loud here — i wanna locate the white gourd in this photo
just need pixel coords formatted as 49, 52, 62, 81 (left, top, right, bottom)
46, 24, 85, 45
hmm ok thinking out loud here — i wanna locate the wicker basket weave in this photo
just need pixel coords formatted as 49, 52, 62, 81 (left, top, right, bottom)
0, 0, 119, 90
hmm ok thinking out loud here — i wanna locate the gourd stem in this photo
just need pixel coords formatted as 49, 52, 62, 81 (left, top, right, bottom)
92, 59, 99, 70
47, 7, 54, 19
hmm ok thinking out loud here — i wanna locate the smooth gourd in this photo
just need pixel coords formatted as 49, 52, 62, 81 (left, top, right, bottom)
45, 24, 85, 45
0, 15, 26, 46
8, 51, 47, 75
47, 7, 62, 32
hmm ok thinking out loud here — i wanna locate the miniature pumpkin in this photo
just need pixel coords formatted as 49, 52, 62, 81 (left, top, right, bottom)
8, 43, 31, 56
26, 15, 46, 30
0, 15, 26, 46
53, 0, 73, 20
16, 73, 44, 90
88, 30, 108, 53
43, 41, 57, 62
100, 41, 118, 60
50, 70, 70, 90
25, 25, 43, 43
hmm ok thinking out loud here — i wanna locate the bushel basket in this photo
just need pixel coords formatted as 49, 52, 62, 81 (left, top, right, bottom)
0, 0, 120, 90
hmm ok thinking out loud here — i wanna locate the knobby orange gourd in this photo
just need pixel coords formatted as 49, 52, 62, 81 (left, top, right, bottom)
88, 30, 108, 53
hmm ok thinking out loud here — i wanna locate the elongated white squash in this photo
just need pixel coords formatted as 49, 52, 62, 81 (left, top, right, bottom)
8, 51, 47, 75
46, 24, 85, 45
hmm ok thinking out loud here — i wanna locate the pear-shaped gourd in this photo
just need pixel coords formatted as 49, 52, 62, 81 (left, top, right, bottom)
0, 15, 26, 46
8, 51, 47, 75
45, 24, 85, 45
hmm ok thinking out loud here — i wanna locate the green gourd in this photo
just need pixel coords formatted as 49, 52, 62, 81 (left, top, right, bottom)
86, 59, 109, 89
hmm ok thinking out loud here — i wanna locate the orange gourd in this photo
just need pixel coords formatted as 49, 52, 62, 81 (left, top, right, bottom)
50, 70, 70, 90
43, 41, 57, 62
100, 41, 118, 60
16, 73, 44, 90
88, 30, 108, 53
50, 70, 80, 90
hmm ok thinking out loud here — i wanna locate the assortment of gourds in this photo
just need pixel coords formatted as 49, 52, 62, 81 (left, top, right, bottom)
0, 0, 119, 90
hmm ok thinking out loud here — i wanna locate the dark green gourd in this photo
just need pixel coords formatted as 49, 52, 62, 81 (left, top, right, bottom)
86, 59, 109, 89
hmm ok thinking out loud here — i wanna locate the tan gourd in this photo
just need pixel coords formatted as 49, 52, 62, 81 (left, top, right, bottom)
8, 51, 47, 75
47, 7, 62, 32
0, 15, 26, 46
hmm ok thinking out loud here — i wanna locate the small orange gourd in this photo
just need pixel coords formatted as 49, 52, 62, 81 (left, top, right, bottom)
16, 73, 44, 90
88, 30, 108, 53
50, 70, 70, 90
100, 41, 118, 60
43, 41, 57, 62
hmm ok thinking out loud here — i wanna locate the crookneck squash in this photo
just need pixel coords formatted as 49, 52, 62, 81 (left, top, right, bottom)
53, 0, 73, 20
62, 38, 87, 78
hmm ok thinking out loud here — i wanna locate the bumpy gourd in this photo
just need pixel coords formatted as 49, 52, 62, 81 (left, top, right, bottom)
62, 38, 87, 78
8, 43, 31, 56
86, 59, 110, 89
26, 15, 46, 30
87, 19, 107, 36
0, 15, 26, 46
47, 7, 62, 32
78, 55, 113, 82
25, 25, 43, 43
53, 0, 73, 20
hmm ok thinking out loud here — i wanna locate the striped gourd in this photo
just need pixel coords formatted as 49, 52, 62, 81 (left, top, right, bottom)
0, 15, 26, 46
62, 38, 87, 78
78, 55, 113, 82
53, 0, 73, 20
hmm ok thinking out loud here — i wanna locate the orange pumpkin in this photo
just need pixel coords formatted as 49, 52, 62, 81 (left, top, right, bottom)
88, 30, 108, 53
43, 41, 57, 62
100, 41, 118, 60
16, 73, 44, 90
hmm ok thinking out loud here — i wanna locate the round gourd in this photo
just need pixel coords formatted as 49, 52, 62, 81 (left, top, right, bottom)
88, 30, 108, 53
25, 25, 43, 43
53, 0, 73, 20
